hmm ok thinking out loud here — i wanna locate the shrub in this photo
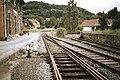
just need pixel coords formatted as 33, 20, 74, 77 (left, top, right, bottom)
19, 49, 26, 54
37, 26, 45, 29
56, 27, 67, 37
75, 26, 83, 33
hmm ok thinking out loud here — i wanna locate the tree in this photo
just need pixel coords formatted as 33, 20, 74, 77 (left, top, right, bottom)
45, 20, 51, 28
98, 12, 107, 30
107, 7, 118, 19
112, 12, 120, 29
50, 16, 56, 27
37, 16, 45, 26
64, 0, 79, 32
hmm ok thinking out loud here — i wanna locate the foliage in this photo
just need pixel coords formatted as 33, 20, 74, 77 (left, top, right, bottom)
55, 17, 64, 29
23, 1, 94, 26
45, 17, 57, 28
37, 26, 45, 29
98, 12, 107, 30
107, 7, 118, 19
45, 20, 51, 28
19, 49, 26, 54
56, 27, 67, 37
64, 0, 79, 32
75, 26, 83, 33
112, 12, 120, 29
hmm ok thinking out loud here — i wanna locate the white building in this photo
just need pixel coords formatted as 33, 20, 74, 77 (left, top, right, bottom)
29, 18, 40, 30
80, 19, 113, 32
80, 19, 100, 32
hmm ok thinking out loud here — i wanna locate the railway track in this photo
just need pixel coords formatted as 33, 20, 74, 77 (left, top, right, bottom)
45, 34, 120, 79
70, 38, 120, 56
43, 34, 108, 80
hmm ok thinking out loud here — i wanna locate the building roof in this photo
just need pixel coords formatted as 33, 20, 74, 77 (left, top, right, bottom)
80, 19, 113, 27
80, 19, 100, 27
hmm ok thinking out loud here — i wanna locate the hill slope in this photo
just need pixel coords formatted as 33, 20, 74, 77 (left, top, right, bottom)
23, 1, 94, 20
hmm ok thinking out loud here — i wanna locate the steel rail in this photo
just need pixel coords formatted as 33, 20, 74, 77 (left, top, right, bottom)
70, 38, 120, 55
43, 35, 62, 80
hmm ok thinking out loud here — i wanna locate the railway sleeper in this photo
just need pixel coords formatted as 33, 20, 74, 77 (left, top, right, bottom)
103, 62, 119, 65
59, 67, 84, 72
53, 54, 69, 57
57, 64, 80, 68
54, 57, 72, 61
61, 72, 94, 79
56, 60, 76, 64
97, 59, 113, 62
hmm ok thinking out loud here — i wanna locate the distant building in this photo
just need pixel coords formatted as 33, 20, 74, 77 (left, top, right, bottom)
29, 18, 40, 30
80, 19, 113, 32
0, 0, 25, 40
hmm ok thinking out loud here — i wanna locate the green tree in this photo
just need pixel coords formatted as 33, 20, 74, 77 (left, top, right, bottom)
107, 7, 118, 19
64, 0, 79, 32
50, 16, 56, 27
112, 12, 120, 29
57, 17, 64, 28
37, 16, 45, 26
45, 20, 51, 28
98, 12, 107, 30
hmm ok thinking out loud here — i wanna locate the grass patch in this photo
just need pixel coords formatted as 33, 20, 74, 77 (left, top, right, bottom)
30, 30, 37, 33
19, 49, 26, 55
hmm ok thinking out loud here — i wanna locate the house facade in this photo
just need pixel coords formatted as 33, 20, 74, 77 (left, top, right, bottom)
80, 19, 100, 32
0, 0, 25, 40
80, 19, 113, 32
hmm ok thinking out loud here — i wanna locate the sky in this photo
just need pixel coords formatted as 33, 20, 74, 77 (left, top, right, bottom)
24, 0, 120, 14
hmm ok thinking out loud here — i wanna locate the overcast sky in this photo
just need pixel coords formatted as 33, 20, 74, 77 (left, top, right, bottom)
24, 0, 120, 14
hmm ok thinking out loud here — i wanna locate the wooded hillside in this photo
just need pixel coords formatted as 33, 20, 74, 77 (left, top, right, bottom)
23, 1, 94, 20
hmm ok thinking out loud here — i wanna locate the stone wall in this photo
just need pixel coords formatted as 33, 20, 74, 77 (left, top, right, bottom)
82, 33, 120, 47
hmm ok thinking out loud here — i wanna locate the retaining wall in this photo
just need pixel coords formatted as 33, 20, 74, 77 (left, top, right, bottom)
82, 33, 120, 47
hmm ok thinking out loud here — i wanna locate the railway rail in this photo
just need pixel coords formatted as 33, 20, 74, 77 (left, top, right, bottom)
45, 34, 120, 79
70, 38, 120, 55
43, 34, 108, 80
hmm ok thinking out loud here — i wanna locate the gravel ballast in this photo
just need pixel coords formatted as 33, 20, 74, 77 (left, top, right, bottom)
11, 57, 52, 80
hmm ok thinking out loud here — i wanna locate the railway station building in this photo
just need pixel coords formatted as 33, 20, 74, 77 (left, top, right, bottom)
0, 0, 25, 40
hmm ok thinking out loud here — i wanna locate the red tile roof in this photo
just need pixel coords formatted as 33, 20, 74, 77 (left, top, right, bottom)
80, 19, 113, 27
80, 19, 100, 27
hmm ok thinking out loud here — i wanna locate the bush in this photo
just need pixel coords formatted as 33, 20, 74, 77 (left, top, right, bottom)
37, 26, 45, 29
19, 49, 26, 54
75, 26, 83, 33
56, 27, 67, 37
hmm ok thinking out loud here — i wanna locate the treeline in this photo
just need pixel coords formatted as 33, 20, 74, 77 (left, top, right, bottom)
96, 7, 120, 30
